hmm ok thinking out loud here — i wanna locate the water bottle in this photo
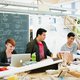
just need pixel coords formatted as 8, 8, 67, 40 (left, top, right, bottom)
32, 52, 36, 61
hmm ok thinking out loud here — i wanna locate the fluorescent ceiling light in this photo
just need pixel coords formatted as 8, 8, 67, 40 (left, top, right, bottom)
8, 0, 34, 3
0, 5, 5, 8
5, 6, 29, 10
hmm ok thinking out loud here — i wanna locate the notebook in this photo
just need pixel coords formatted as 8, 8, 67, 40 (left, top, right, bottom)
10, 53, 31, 67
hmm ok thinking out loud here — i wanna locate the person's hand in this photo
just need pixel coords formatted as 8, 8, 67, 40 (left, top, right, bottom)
51, 54, 54, 58
66, 53, 73, 65
57, 52, 64, 59
57, 51, 73, 65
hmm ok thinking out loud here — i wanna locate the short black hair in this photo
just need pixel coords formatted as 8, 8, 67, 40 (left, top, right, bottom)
36, 28, 47, 37
67, 32, 75, 38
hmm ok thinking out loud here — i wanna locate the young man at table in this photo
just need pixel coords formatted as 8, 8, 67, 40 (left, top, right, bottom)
26, 28, 53, 61
57, 32, 78, 64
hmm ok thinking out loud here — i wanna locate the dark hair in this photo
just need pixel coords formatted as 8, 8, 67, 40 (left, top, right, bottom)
67, 32, 75, 38
36, 28, 47, 37
5, 38, 16, 46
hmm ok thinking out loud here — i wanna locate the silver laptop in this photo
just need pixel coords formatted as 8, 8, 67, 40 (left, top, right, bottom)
10, 53, 31, 67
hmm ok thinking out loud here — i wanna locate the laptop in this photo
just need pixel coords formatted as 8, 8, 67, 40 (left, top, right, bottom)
10, 53, 31, 67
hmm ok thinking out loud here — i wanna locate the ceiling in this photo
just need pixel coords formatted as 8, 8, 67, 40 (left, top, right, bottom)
5, 0, 79, 4
0, 0, 80, 16
38, 0, 74, 4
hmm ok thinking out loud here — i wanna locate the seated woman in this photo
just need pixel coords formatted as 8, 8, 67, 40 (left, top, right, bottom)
0, 38, 17, 66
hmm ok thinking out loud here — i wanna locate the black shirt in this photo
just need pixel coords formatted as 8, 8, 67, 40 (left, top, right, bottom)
0, 50, 17, 66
